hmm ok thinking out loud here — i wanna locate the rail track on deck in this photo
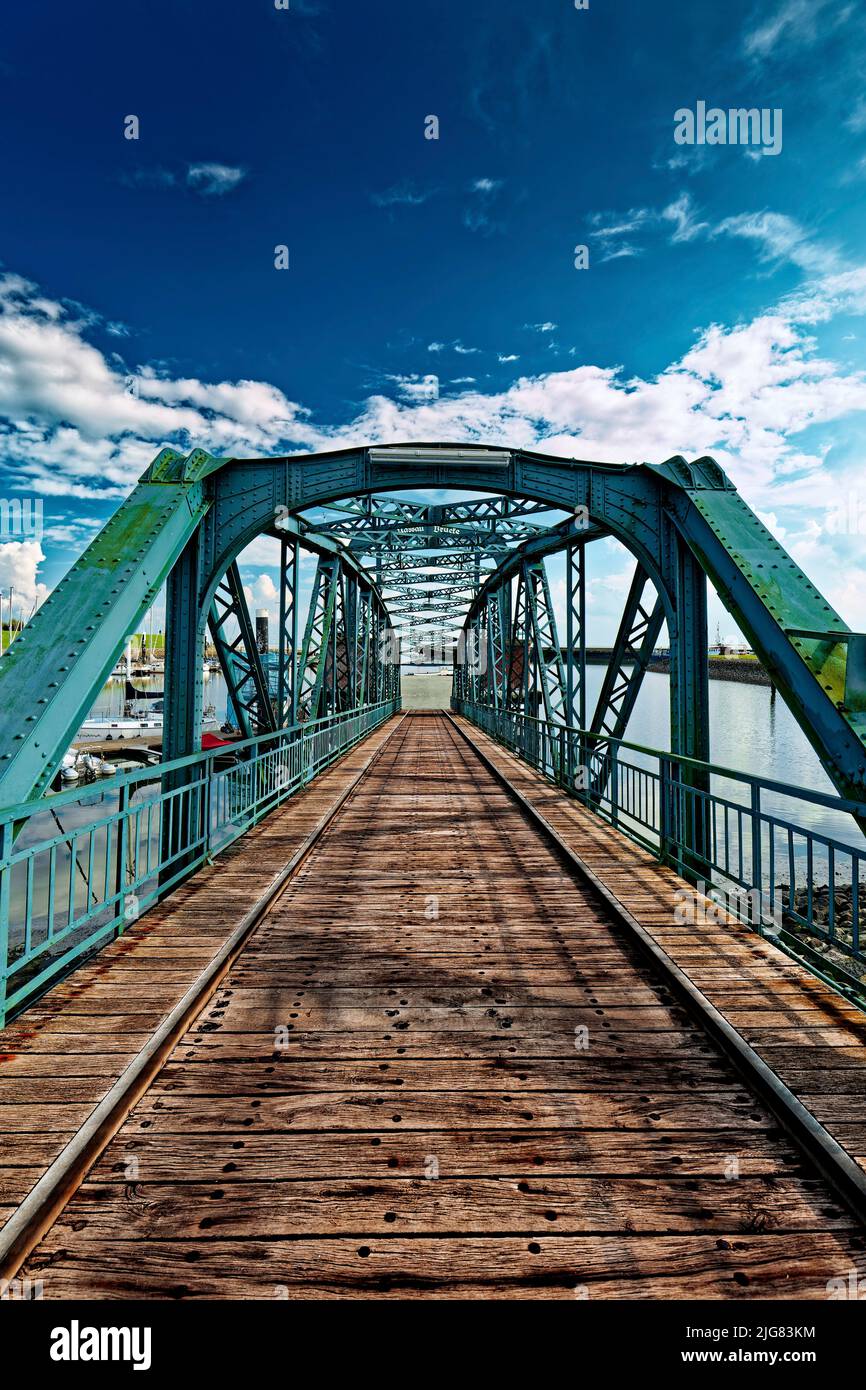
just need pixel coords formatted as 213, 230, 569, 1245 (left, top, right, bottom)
3, 712, 866, 1299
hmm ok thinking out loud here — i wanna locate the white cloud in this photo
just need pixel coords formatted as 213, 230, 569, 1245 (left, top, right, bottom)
4, 248, 866, 626
237, 535, 282, 567
0, 540, 49, 614
3, 268, 865, 517
40, 515, 103, 547
845, 97, 866, 133
841, 154, 866, 185
121, 167, 177, 190
0, 273, 314, 495
463, 208, 491, 233
388, 373, 440, 403
588, 208, 651, 241
463, 176, 505, 233
743, 0, 845, 59
122, 164, 247, 197
186, 163, 246, 197
589, 197, 851, 288
598, 244, 641, 264
371, 182, 435, 208
426, 339, 480, 355
471, 177, 503, 193
251, 574, 278, 605
716, 211, 843, 275
661, 192, 708, 244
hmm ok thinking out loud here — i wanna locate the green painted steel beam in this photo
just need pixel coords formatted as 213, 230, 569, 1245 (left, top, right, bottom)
589, 564, 666, 746
297, 556, 340, 721
656, 459, 866, 805
525, 559, 568, 725
587, 563, 666, 799
276, 537, 300, 728
208, 562, 277, 737
466, 515, 603, 622
0, 448, 217, 808
565, 543, 587, 730
314, 494, 554, 525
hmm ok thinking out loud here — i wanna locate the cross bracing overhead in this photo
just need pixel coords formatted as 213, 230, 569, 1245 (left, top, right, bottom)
0, 442, 863, 834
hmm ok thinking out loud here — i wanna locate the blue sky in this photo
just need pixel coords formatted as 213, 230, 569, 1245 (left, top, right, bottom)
1, 0, 866, 643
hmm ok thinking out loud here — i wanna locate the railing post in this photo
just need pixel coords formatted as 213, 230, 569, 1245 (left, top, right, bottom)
301, 724, 311, 787
0, 820, 10, 1028
558, 724, 566, 788
610, 744, 619, 827
204, 752, 216, 851
578, 730, 589, 806
659, 759, 670, 866
114, 781, 130, 937
750, 782, 763, 927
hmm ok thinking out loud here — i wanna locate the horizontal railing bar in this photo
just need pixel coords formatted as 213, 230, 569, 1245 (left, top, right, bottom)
474, 707, 866, 820
0, 701, 396, 825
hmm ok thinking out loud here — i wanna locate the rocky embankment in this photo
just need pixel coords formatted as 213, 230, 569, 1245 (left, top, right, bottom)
648, 656, 774, 687
777, 881, 865, 985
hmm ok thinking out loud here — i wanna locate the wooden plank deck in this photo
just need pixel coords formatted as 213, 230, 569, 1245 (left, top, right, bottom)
451, 715, 866, 1173
0, 716, 403, 1229
14, 713, 866, 1299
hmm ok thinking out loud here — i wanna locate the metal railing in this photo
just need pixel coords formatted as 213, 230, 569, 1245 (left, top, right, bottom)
453, 698, 866, 996
0, 700, 399, 1024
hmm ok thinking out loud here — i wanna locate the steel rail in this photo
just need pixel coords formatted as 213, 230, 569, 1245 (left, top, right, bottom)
445, 711, 866, 1231
0, 713, 407, 1286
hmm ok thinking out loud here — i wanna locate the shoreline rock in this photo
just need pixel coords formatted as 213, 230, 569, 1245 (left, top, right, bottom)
648, 657, 774, 687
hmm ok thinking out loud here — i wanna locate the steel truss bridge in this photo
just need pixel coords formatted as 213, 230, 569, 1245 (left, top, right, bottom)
1, 441, 866, 1299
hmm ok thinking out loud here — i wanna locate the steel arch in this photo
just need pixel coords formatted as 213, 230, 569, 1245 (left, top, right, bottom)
0, 442, 863, 823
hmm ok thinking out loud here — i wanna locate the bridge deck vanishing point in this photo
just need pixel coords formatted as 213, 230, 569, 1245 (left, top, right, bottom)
2, 712, 866, 1299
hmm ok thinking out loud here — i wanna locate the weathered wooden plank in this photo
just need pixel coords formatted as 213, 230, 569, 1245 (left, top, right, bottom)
47, 1176, 851, 1239
149, 1055, 734, 1097
5, 1060, 742, 1104
131, 1089, 770, 1133
191, 1004, 692, 1033
90, 1129, 806, 1181
24, 1234, 865, 1300
0, 1170, 42, 1205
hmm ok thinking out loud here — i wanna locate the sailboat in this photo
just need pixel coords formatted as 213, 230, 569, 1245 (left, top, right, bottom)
77, 690, 222, 741
77, 655, 220, 741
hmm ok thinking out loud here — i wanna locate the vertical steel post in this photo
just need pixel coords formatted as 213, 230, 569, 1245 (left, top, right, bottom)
163, 532, 204, 765
750, 782, 763, 926
659, 758, 670, 865
161, 532, 205, 883
114, 780, 130, 936
0, 820, 10, 1028
358, 590, 371, 706
497, 585, 509, 708
669, 539, 711, 882
566, 542, 586, 730
277, 537, 299, 727
346, 574, 358, 709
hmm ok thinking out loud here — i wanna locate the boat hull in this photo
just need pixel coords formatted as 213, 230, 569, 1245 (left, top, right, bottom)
75, 718, 221, 742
